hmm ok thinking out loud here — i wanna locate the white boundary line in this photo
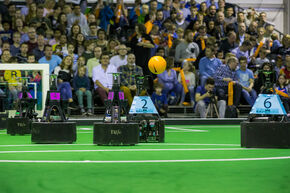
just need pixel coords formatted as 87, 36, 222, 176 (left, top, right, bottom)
0, 143, 241, 147
1, 156, 290, 163
166, 127, 208, 132
0, 148, 255, 154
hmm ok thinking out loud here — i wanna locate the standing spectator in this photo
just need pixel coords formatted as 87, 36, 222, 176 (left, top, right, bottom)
39, 45, 62, 74
236, 56, 257, 106
92, 52, 117, 105
73, 65, 93, 115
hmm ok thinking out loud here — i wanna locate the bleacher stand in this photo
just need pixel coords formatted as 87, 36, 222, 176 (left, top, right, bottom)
0, 0, 289, 117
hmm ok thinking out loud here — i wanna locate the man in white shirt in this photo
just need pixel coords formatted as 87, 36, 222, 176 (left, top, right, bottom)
109, 44, 128, 69
92, 52, 117, 104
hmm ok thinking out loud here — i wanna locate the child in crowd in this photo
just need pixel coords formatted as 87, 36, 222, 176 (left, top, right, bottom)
73, 65, 93, 116
151, 82, 168, 117
178, 61, 196, 106
253, 47, 270, 70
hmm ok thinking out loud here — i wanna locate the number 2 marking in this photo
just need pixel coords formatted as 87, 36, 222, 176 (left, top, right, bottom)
141, 99, 147, 108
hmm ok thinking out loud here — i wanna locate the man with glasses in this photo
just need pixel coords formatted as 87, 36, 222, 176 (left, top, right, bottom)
110, 44, 128, 69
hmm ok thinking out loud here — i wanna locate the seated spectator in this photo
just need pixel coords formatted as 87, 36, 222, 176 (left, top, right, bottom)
219, 31, 238, 55
174, 10, 189, 30
214, 56, 242, 108
32, 34, 46, 61
275, 74, 290, 113
199, 47, 222, 86
175, 30, 200, 64
195, 77, 226, 118
16, 43, 29, 63
224, 6, 236, 24
92, 52, 117, 105
10, 32, 21, 57
252, 47, 270, 70
275, 34, 290, 58
110, 44, 128, 69
157, 57, 183, 105
236, 56, 257, 106
67, 4, 88, 35
231, 40, 252, 63
254, 62, 277, 94
73, 65, 93, 116
53, 55, 74, 103
280, 55, 290, 83
87, 46, 102, 78
63, 43, 78, 73
118, 53, 145, 106
81, 40, 95, 63
151, 82, 168, 118
178, 61, 196, 106
39, 45, 62, 74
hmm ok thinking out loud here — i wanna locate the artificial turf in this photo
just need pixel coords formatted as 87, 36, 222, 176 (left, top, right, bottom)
0, 125, 289, 193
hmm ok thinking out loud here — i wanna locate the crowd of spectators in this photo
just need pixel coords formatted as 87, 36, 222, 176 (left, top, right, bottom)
0, 0, 290, 117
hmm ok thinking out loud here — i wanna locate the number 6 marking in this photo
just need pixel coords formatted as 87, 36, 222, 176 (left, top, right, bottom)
264, 98, 272, 108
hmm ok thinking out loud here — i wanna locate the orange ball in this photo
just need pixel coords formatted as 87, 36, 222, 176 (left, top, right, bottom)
148, 56, 167, 74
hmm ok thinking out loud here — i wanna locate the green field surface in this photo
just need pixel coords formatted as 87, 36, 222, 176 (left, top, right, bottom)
0, 125, 290, 193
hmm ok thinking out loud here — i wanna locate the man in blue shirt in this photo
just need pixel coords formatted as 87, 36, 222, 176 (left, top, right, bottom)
236, 56, 257, 106
39, 45, 62, 74
199, 47, 222, 86
195, 77, 226, 118
231, 40, 252, 63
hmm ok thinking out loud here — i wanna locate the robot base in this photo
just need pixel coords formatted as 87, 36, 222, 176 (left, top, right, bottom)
0, 113, 8, 130
94, 123, 139, 145
7, 117, 31, 135
31, 122, 77, 143
241, 121, 290, 148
